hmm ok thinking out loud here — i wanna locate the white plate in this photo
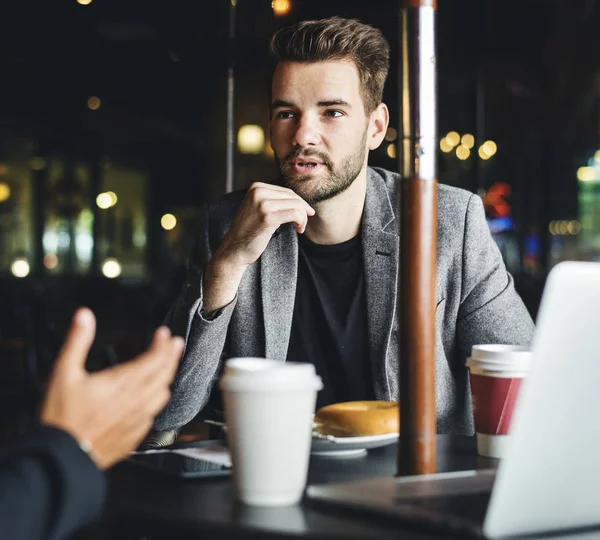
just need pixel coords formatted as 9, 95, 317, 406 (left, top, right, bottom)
205, 421, 399, 458
311, 433, 399, 457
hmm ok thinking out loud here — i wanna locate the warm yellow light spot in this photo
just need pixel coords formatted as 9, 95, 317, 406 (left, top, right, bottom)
482, 140, 497, 157
77, 0, 92, 4
87, 96, 101, 110
440, 138, 453, 153
461, 133, 475, 149
478, 145, 491, 160
594, 151, 600, 164
568, 220, 581, 235
237, 125, 265, 154
386, 144, 397, 159
272, 0, 291, 16
0, 183, 10, 203
161, 213, 177, 231
96, 191, 117, 209
558, 221, 569, 235
102, 258, 122, 279
577, 166, 597, 182
549, 221, 556, 235
456, 145, 470, 160
11, 259, 30, 278
43, 253, 59, 270
385, 127, 398, 142
445, 131, 460, 147
96, 193, 111, 209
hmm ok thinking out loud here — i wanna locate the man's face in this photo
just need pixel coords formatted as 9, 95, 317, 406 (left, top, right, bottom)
270, 60, 371, 205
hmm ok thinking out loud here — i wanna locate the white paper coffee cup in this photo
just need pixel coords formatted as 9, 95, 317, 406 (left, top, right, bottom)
219, 358, 323, 506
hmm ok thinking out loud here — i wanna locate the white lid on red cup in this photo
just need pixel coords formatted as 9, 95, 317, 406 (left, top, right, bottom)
466, 344, 532, 372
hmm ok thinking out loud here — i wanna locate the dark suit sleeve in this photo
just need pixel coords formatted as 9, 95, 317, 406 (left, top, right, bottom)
0, 425, 106, 540
153, 202, 238, 432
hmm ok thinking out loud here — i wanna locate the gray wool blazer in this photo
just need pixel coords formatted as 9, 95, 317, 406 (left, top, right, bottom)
154, 167, 534, 434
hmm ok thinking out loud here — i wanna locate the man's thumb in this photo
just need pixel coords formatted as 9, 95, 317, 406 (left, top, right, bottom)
55, 307, 96, 376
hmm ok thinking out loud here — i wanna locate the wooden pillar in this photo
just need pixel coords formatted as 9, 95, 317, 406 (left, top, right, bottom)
397, 0, 438, 476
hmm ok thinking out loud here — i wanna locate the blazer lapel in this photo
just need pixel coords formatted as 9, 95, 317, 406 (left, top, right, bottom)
261, 224, 298, 361
362, 168, 400, 400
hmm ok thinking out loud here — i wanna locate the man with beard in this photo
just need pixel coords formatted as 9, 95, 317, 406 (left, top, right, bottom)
152, 17, 534, 440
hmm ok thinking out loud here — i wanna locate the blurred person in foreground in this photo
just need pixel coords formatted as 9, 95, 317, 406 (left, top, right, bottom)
0, 307, 184, 540
153, 17, 534, 441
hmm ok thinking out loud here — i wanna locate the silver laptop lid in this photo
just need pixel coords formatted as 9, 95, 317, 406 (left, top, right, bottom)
484, 261, 600, 537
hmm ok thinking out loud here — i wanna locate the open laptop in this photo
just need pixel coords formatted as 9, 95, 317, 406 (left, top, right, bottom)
307, 261, 600, 538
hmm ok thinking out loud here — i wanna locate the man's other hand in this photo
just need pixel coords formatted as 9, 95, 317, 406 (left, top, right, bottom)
203, 182, 315, 312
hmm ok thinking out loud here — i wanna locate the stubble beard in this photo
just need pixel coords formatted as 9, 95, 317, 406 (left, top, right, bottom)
274, 128, 368, 206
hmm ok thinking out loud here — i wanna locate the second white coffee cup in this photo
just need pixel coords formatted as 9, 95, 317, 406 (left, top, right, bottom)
219, 358, 323, 507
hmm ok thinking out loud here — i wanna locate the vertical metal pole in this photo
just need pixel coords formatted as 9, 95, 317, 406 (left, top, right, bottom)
476, 69, 486, 193
225, 0, 237, 193
475, 0, 489, 194
397, 0, 438, 476
91, 159, 101, 276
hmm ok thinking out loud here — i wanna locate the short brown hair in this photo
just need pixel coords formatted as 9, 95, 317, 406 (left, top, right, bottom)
269, 17, 390, 114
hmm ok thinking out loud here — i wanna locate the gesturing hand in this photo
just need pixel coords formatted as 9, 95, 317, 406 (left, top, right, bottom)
40, 308, 184, 470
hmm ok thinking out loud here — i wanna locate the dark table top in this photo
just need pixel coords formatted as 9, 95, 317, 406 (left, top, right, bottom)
82, 435, 600, 540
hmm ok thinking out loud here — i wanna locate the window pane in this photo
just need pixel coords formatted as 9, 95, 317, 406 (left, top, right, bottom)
44, 157, 93, 275
0, 137, 35, 277
98, 162, 147, 279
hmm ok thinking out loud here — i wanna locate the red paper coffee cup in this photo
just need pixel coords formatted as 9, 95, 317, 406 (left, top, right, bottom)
469, 369, 525, 436
466, 345, 532, 458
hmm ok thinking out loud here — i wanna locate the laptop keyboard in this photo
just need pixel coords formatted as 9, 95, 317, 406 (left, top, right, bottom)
307, 472, 496, 536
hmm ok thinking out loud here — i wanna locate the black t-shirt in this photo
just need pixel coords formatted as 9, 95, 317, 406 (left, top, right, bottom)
286, 233, 374, 409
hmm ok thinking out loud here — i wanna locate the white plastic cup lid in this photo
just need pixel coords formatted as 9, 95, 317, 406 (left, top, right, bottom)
219, 357, 323, 392
467, 344, 532, 372
471, 344, 531, 360
466, 358, 530, 374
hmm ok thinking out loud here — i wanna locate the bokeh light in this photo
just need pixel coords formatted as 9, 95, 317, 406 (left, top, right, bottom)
0, 183, 10, 203
43, 253, 59, 270
440, 138, 453, 153
456, 145, 470, 160
461, 133, 475, 149
11, 259, 30, 278
87, 96, 101, 110
481, 140, 497, 158
385, 127, 398, 142
96, 191, 117, 209
102, 258, 122, 279
237, 125, 265, 154
161, 213, 177, 231
272, 0, 291, 16
445, 131, 460, 147
577, 166, 597, 182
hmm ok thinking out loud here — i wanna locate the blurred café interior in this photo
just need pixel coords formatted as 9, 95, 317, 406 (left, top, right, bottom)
1, 0, 600, 439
